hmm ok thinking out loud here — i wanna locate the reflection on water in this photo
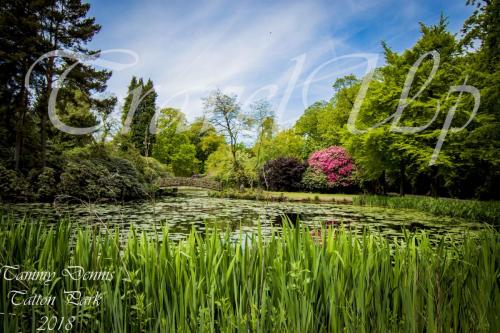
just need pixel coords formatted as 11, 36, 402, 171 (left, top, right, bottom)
1, 189, 487, 242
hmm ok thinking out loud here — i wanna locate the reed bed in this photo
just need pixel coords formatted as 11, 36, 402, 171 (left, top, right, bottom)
353, 195, 500, 226
0, 216, 498, 332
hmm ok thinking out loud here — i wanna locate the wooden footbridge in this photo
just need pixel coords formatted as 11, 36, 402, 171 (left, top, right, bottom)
156, 177, 221, 191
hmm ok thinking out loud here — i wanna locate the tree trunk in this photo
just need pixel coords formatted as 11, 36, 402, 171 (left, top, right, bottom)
14, 115, 24, 171
41, 56, 54, 168
14, 83, 27, 171
230, 136, 239, 173
380, 170, 386, 195
40, 110, 47, 168
14, 124, 23, 171
399, 161, 406, 197
231, 147, 237, 170
41, 16, 57, 168
430, 166, 438, 198
143, 126, 149, 157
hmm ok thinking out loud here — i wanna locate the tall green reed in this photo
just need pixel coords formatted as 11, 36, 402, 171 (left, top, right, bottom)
0, 215, 498, 332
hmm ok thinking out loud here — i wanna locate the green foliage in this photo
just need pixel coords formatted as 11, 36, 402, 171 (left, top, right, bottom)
450, 0, 500, 199
59, 157, 146, 201
287, 10, 500, 199
295, 101, 329, 153
55, 144, 170, 201
0, 217, 498, 332
171, 144, 199, 177
141, 156, 172, 183
204, 90, 249, 173
51, 90, 100, 149
1, 0, 500, 201
33, 167, 57, 201
151, 108, 217, 177
300, 167, 329, 192
0, 166, 24, 201
206, 146, 257, 187
249, 100, 275, 169
152, 108, 190, 165
259, 129, 308, 161
205, 146, 233, 183
122, 77, 158, 156
186, 118, 225, 173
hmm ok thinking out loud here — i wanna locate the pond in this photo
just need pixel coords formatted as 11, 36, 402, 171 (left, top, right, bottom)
1, 189, 486, 242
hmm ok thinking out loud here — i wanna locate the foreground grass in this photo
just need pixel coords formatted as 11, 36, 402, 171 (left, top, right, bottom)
0, 217, 498, 332
354, 195, 500, 225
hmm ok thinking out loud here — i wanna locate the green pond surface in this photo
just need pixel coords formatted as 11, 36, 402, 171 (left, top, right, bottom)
1, 189, 487, 242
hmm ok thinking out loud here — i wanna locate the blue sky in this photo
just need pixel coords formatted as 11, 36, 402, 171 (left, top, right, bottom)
87, 0, 473, 126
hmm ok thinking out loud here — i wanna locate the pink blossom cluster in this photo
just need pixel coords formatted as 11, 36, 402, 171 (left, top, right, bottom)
308, 146, 355, 187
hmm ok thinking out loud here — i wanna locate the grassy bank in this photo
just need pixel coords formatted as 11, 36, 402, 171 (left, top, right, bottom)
265, 191, 353, 203
354, 195, 500, 225
209, 189, 353, 204
1, 217, 498, 332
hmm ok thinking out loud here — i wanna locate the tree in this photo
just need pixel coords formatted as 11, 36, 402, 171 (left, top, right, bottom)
462, 0, 500, 72
95, 95, 118, 143
205, 145, 232, 182
260, 128, 307, 162
342, 17, 470, 196
293, 77, 361, 155
0, 0, 114, 172
51, 90, 100, 151
152, 109, 224, 177
294, 101, 326, 153
454, 0, 500, 198
121, 76, 139, 125
152, 108, 189, 165
35, 0, 112, 167
249, 99, 275, 169
186, 117, 225, 173
317, 76, 361, 146
121, 77, 157, 156
203, 89, 248, 173
171, 144, 199, 177
0, 0, 47, 170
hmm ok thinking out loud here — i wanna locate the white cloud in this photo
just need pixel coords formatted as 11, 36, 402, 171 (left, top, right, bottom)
88, 0, 470, 125
96, 0, 345, 121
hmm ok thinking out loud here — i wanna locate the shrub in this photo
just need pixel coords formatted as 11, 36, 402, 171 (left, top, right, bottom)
35, 167, 57, 201
57, 144, 174, 201
59, 154, 147, 201
300, 167, 329, 192
260, 157, 306, 191
142, 157, 172, 181
0, 165, 19, 201
206, 147, 257, 188
308, 146, 355, 188
0, 165, 31, 201
172, 143, 199, 177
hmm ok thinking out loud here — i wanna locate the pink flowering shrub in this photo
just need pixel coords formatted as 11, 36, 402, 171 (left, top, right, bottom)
307, 146, 355, 187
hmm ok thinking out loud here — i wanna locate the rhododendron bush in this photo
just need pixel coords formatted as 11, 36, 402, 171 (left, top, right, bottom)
307, 146, 355, 187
